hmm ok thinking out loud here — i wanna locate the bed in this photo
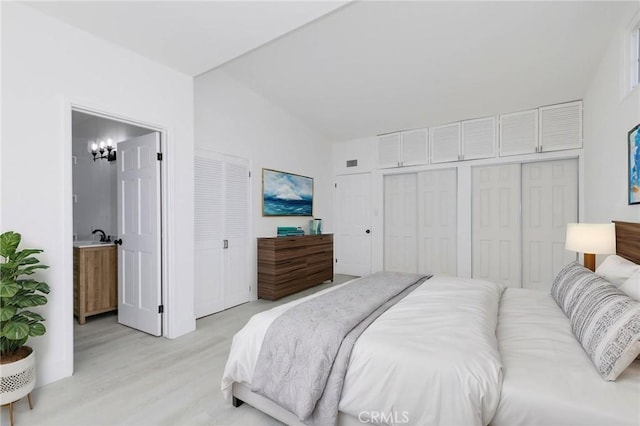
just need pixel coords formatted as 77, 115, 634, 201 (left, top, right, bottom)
222, 221, 640, 426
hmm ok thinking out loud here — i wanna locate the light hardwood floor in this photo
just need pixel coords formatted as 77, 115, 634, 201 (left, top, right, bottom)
3, 275, 355, 426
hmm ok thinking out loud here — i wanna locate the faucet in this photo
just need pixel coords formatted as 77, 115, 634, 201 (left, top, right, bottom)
92, 229, 107, 242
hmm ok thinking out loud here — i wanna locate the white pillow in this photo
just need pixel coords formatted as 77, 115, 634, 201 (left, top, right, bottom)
619, 270, 640, 301
595, 255, 640, 287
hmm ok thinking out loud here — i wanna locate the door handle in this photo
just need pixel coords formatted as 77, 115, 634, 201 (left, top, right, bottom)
114, 239, 123, 245
365, 229, 371, 234
223, 239, 229, 249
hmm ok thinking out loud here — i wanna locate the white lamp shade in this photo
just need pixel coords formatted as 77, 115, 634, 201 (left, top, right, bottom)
565, 223, 616, 254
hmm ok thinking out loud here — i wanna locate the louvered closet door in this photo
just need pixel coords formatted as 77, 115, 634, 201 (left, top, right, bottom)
430, 123, 461, 163
223, 158, 251, 308
401, 129, 428, 167
384, 173, 417, 273
499, 109, 538, 156
522, 159, 577, 291
472, 164, 522, 287
194, 155, 224, 317
378, 133, 402, 168
194, 151, 250, 318
417, 169, 457, 275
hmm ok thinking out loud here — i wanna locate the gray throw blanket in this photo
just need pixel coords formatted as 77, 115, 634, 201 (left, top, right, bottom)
251, 272, 430, 426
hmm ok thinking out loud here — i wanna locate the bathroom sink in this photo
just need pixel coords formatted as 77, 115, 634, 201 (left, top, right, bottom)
73, 240, 115, 248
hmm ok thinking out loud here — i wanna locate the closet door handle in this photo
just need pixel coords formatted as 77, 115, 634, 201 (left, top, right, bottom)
365, 229, 371, 234
223, 239, 229, 249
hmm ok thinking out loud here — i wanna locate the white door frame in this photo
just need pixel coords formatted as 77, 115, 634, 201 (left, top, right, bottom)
64, 101, 169, 365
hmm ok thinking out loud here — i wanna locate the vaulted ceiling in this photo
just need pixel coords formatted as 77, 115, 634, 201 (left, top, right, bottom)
26, 1, 637, 141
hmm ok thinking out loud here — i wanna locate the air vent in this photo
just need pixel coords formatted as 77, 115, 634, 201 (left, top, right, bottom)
346, 159, 358, 168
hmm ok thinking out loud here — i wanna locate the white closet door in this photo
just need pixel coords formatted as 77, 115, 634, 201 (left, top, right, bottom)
194, 151, 250, 318
522, 159, 578, 291
472, 164, 522, 287
223, 158, 251, 309
194, 155, 224, 317
334, 173, 372, 276
417, 169, 457, 275
384, 173, 417, 273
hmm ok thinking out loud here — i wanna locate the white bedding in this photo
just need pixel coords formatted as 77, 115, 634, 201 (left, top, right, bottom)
493, 288, 640, 426
222, 276, 504, 426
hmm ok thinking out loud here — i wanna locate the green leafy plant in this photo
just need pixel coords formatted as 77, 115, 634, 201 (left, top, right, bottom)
0, 231, 50, 355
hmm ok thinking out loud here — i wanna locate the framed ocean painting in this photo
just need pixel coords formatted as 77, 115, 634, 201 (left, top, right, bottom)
262, 169, 313, 216
630, 124, 640, 205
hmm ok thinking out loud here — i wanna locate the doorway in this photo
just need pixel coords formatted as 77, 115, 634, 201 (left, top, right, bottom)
71, 109, 164, 337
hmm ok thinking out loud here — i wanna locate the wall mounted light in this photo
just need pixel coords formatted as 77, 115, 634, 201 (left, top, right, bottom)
565, 223, 616, 271
89, 138, 116, 162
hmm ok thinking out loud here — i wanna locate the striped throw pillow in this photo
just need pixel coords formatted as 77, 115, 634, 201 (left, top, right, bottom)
551, 262, 640, 381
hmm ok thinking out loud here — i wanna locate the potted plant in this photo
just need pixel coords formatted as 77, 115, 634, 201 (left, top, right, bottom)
0, 231, 49, 421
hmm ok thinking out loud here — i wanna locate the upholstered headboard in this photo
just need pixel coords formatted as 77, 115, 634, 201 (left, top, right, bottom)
613, 221, 640, 265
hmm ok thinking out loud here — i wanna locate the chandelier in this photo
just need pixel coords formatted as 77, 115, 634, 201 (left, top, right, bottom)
89, 138, 116, 162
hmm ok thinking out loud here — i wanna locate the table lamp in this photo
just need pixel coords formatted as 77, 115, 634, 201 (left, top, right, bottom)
565, 223, 616, 271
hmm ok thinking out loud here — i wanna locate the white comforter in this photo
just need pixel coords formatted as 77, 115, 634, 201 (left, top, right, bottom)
222, 276, 504, 426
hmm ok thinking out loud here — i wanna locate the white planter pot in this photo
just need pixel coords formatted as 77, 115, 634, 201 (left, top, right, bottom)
0, 347, 36, 405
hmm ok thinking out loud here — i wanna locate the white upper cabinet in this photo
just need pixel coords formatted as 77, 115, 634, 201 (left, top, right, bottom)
377, 129, 428, 168
430, 123, 461, 164
401, 129, 429, 167
538, 101, 582, 152
377, 133, 402, 168
499, 109, 539, 156
461, 116, 496, 160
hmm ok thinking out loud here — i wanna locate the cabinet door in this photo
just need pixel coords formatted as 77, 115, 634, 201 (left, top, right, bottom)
539, 101, 582, 152
401, 129, 429, 167
384, 173, 418, 273
417, 169, 457, 275
430, 123, 461, 163
377, 133, 402, 169
499, 109, 538, 156
461, 117, 496, 160
472, 164, 522, 287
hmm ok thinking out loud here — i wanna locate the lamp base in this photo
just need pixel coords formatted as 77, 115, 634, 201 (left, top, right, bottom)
583, 253, 596, 272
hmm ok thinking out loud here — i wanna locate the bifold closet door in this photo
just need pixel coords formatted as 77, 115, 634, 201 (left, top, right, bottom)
521, 159, 577, 291
472, 164, 522, 287
194, 151, 250, 318
384, 173, 418, 273
417, 169, 457, 275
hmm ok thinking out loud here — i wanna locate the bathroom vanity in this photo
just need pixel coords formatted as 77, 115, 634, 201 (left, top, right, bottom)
73, 242, 117, 324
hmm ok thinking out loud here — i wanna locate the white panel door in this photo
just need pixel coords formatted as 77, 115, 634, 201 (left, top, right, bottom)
334, 173, 372, 276
384, 173, 417, 273
222, 159, 251, 309
194, 151, 250, 318
117, 132, 162, 336
417, 169, 457, 275
194, 156, 224, 317
472, 164, 521, 287
522, 159, 578, 291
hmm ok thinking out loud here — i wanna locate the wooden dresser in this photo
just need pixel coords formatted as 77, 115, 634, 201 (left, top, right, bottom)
257, 234, 333, 300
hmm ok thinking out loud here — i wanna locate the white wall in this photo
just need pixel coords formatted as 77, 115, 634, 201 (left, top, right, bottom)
1, 3, 195, 387
194, 70, 333, 297
583, 7, 640, 224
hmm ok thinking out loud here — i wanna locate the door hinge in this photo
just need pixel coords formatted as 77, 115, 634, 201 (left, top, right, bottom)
157, 153, 163, 161
334, 183, 337, 188
158, 305, 164, 314
335, 258, 338, 263
249, 171, 251, 178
